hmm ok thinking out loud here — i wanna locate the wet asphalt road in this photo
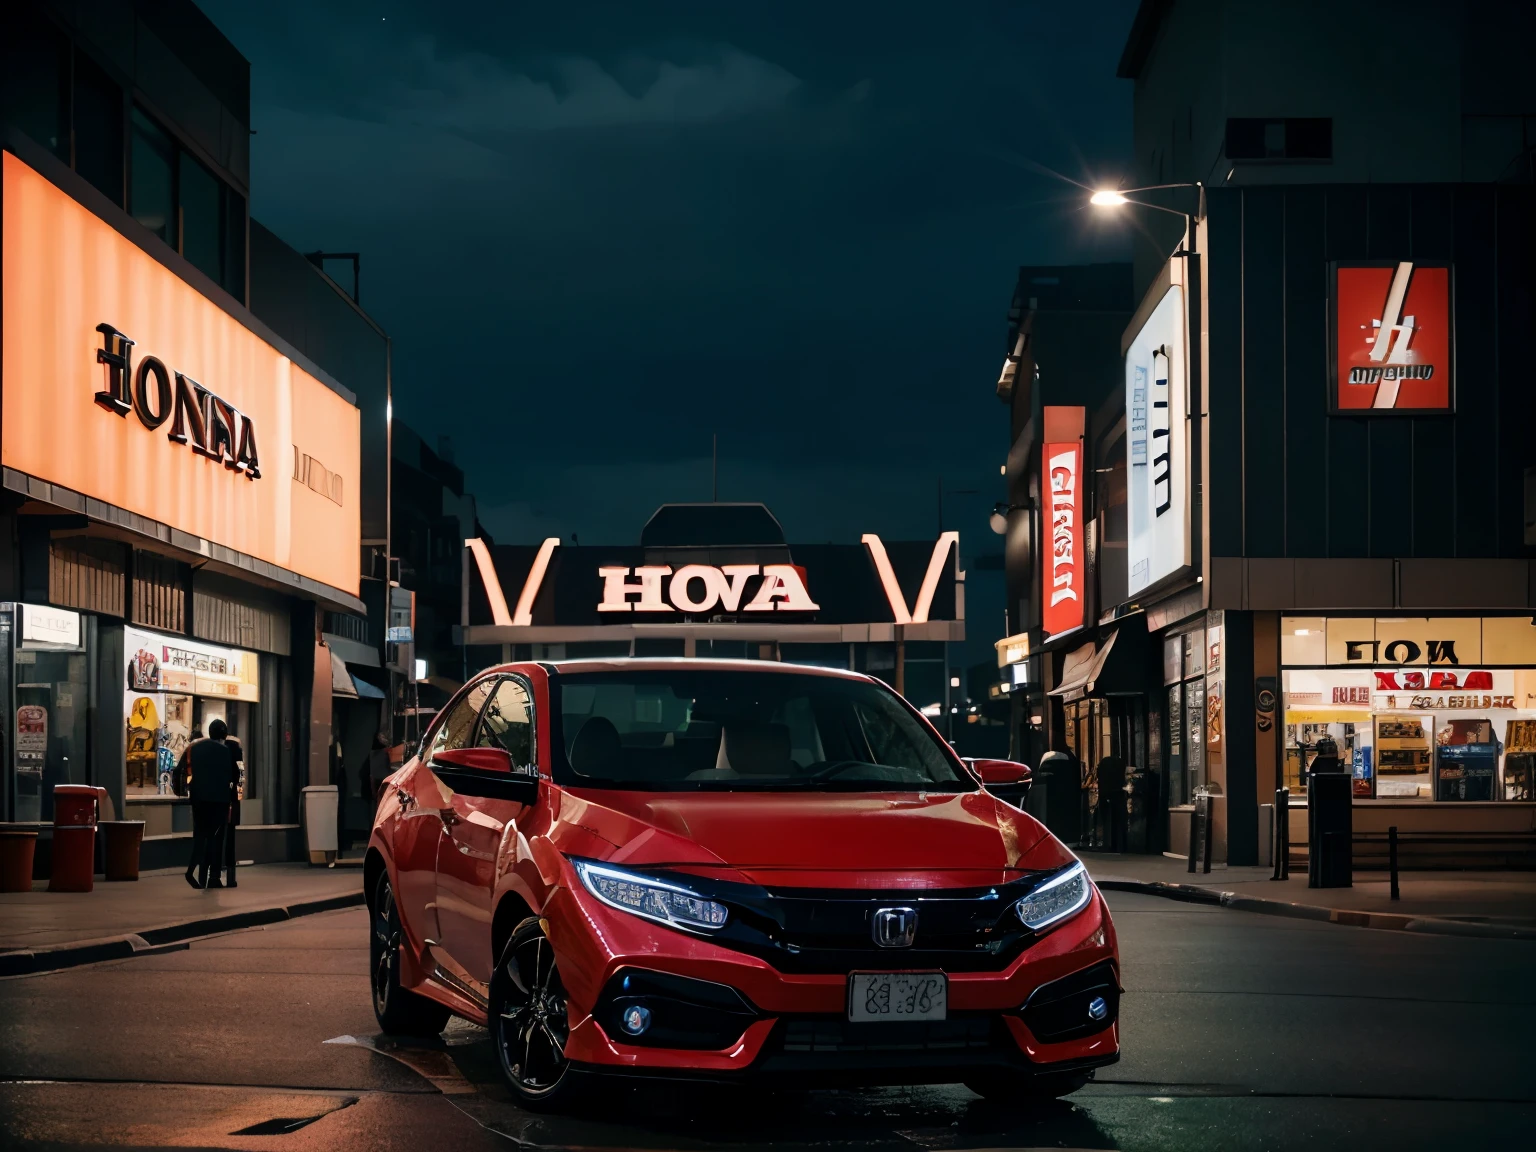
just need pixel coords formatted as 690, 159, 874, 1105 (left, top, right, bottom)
1, 891, 1533, 1151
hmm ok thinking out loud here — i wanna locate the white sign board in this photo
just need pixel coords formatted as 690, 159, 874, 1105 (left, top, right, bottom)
1125, 284, 1191, 597
21, 603, 81, 648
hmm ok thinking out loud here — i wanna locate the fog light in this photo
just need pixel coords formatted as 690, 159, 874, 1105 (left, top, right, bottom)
1087, 996, 1108, 1022
620, 1005, 652, 1036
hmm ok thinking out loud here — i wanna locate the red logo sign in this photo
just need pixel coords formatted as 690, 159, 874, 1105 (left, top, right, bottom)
1042, 441, 1083, 638
1333, 262, 1451, 411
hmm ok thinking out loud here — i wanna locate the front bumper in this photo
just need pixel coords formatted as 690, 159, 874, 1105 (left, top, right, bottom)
545, 869, 1121, 1083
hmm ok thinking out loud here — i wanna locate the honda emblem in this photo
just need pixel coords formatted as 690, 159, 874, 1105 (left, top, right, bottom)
872, 906, 918, 949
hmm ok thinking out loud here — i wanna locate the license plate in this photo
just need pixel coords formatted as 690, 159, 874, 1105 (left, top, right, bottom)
848, 972, 947, 1022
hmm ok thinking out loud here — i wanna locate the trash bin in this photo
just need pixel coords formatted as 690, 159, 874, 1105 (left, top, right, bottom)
302, 785, 339, 865
1307, 771, 1353, 889
0, 826, 38, 892
49, 784, 99, 893
101, 821, 146, 881
1030, 751, 1084, 846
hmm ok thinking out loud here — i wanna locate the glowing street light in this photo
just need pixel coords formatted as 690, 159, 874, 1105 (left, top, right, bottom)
1089, 189, 1129, 207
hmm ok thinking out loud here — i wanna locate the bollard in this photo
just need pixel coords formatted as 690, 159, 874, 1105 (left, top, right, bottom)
1389, 825, 1400, 901
1272, 788, 1290, 881
1201, 793, 1214, 874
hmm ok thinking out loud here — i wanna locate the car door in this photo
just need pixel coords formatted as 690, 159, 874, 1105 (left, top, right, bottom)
433, 674, 540, 987
392, 680, 494, 957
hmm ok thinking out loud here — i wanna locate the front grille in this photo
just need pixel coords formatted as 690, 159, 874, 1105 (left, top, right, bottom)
600, 865, 1067, 974
781, 1016, 997, 1053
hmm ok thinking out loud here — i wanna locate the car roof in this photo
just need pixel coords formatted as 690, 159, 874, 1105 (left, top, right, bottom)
483, 657, 876, 684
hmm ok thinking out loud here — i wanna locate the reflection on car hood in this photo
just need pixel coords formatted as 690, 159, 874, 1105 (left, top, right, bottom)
558, 788, 1070, 890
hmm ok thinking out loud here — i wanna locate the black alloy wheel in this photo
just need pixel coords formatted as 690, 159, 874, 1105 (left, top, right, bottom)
370, 874, 451, 1035
490, 917, 583, 1110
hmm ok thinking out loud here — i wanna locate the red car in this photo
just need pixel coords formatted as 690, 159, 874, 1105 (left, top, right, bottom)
365, 660, 1119, 1109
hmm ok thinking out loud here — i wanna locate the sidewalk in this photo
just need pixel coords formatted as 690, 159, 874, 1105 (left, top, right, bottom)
1082, 851, 1536, 939
0, 862, 365, 977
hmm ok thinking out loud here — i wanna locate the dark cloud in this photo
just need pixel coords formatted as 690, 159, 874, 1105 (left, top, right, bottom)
199, 0, 1140, 665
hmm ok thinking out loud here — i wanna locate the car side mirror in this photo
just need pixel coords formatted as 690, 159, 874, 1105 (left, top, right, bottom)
966, 758, 1033, 809
430, 746, 539, 803
433, 746, 513, 774
969, 758, 1031, 786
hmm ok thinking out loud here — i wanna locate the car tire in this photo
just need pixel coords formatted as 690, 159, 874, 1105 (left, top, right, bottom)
489, 916, 586, 1112
370, 873, 451, 1036
964, 1070, 1090, 1102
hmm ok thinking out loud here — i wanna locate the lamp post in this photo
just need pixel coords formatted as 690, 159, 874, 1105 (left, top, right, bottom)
1089, 182, 1206, 255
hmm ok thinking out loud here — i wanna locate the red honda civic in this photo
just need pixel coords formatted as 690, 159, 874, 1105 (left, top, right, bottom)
365, 660, 1119, 1110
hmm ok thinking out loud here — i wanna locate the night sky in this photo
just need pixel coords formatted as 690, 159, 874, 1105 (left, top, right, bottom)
200, 0, 1140, 665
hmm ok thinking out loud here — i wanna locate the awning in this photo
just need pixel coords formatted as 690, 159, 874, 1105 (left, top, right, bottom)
1048, 632, 1119, 701
350, 675, 386, 700
330, 649, 356, 698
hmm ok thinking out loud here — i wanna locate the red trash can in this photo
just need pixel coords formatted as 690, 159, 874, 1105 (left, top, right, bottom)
49, 784, 98, 893
0, 826, 38, 892
101, 821, 145, 881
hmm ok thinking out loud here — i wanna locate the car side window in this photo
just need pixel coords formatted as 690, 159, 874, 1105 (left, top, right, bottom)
477, 677, 535, 769
428, 679, 494, 761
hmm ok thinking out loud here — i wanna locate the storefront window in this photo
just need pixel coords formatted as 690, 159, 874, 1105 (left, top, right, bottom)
1281, 616, 1536, 802
123, 627, 260, 798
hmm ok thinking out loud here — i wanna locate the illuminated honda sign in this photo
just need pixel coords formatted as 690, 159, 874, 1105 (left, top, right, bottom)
597, 564, 821, 613
94, 323, 261, 479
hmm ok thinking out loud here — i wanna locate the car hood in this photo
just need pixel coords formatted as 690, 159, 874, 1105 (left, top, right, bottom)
557, 788, 1072, 889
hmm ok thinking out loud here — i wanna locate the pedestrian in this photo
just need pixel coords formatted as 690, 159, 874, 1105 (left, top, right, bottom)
221, 727, 244, 888
331, 738, 348, 856
367, 731, 392, 812
174, 727, 203, 797
1310, 735, 1342, 779
183, 719, 236, 890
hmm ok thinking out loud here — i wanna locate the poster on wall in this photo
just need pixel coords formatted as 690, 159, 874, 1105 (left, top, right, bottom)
1125, 282, 1191, 597
16, 704, 47, 770
1332, 262, 1452, 413
1042, 440, 1084, 638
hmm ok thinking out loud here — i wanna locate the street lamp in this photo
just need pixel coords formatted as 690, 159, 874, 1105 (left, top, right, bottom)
1088, 182, 1206, 224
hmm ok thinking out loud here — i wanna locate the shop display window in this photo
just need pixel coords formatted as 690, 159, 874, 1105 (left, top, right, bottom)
123, 627, 260, 797
1280, 658, 1536, 802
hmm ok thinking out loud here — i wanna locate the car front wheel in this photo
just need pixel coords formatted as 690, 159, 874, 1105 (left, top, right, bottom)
489, 917, 585, 1111
370, 874, 450, 1036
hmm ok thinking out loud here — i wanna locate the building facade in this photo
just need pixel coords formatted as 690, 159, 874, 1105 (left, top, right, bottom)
0, 0, 374, 866
1001, 0, 1536, 864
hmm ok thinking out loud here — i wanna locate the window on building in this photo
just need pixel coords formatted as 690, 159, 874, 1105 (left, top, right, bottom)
130, 106, 247, 300
73, 49, 124, 204
1225, 117, 1332, 161
130, 107, 175, 244
1, 8, 71, 164
179, 149, 225, 284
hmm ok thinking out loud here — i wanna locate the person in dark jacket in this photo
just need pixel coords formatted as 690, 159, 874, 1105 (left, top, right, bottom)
367, 732, 392, 812
183, 719, 237, 890
222, 729, 244, 887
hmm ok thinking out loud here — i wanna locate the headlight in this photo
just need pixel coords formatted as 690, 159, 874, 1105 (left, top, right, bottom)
573, 859, 729, 932
1015, 861, 1092, 931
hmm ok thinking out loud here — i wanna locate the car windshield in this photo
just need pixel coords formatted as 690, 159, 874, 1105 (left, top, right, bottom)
552, 668, 972, 792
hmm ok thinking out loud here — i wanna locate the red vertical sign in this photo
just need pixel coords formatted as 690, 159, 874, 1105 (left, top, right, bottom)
1042, 441, 1084, 637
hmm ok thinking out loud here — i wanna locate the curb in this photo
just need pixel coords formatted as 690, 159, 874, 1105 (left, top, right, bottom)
0, 890, 366, 978
1094, 878, 1536, 941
